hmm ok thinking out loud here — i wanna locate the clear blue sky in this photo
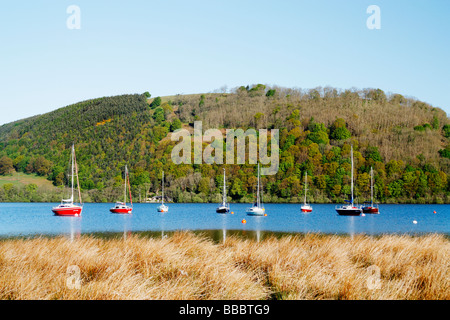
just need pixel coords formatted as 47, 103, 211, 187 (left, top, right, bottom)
0, 0, 449, 125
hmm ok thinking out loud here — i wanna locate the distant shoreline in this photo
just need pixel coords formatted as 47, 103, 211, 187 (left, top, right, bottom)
1, 201, 450, 205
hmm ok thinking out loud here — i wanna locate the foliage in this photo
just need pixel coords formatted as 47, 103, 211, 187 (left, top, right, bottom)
0, 156, 14, 175
150, 96, 161, 109
0, 87, 449, 204
266, 89, 276, 97
443, 124, 450, 138
330, 118, 351, 141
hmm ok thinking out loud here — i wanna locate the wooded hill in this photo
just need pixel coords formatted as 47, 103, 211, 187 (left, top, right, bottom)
0, 85, 449, 204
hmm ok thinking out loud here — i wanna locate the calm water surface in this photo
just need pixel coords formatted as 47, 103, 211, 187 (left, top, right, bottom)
0, 203, 448, 240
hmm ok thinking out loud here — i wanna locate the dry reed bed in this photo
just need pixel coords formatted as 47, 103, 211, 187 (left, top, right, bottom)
0, 232, 448, 300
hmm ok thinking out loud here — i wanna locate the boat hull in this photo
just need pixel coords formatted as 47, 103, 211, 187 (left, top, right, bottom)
216, 207, 230, 214
301, 208, 313, 213
110, 208, 132, 214
52, 206, 82, 216
362, 206, 379, 214
246, 212, 264, 216
246, 208, 265, 216
336, 208, 361, 216
157, 205, 169, 213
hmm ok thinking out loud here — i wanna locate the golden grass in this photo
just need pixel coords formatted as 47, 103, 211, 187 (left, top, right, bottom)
0, 232, 448, 300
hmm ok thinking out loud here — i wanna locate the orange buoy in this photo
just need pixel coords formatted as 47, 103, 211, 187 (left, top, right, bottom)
231, 211, 234, 214
433, 211, 436, 214
241, 219, 246, 224
264, 213, 267, 217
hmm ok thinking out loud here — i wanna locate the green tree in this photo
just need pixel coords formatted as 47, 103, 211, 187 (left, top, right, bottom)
432, 115, 440, 130
438, 145, 450, 159
266, 89, 276, 97
286, 109, 301, 130
170, 118, 182, 132
199, 95, 205, 108
198, 177, 211, 195
152, 107, 165, 124
254, 112, 265, 128
330, 118, 351, 141
356, 172, 370, 193
246, 84, 266, 97
442, 124, 450, 138
0, 156, 14, 175
388, 180, 404, 198
365, 146, 382, 162
230, 178, 244, 199
150, 96, 162, 109
54, 172, 65, 186
307, 122, 329, 145
33, 156, 52, 176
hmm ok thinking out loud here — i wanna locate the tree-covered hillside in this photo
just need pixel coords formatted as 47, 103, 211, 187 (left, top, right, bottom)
0, 86, 449, 204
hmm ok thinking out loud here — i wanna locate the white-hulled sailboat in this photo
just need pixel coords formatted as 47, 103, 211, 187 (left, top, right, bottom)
301, 172, 313, 213
216, 168, 230, 213
246, 163, 265, 216
52, 144, 83, 216
110, 165, 133, 214
157, 171, 168, 212
335, 145, 362, 216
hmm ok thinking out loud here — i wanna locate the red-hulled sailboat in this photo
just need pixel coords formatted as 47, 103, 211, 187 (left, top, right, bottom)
52, 144, 83, 216
110, 165, 133, 214
362, 167, 379, 214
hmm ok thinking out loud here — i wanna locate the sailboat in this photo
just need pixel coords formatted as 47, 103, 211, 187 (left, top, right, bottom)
301, 172, 313, 212
336, 145, 362, 216
157, 171, 168, 212
110, 165, 133, 214
52, 144, 83, 216
216, 168, 230, 213
362, 167, 379, 214
246, 163, 265, 216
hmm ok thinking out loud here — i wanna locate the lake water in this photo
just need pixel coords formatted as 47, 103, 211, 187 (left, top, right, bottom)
0, 203, 448, 241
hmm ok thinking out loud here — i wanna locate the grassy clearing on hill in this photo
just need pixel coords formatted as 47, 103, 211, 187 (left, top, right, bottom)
0, 171, 56, 189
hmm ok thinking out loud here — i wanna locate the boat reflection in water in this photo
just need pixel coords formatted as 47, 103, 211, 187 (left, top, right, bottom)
66, 216, 81, 241
159, 208, 168, 239
121, 214, 132, 240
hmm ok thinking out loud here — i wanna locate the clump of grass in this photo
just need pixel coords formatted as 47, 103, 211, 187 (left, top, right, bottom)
0, 232, 448, 300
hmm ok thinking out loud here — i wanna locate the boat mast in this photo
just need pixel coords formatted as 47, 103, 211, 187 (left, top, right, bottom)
222, 168, 226, 206
304, 172, 308, 205
351, 145, 354, 207
161, 171, 164, 206
71, 144, 74, 203
370, 166, 374, 207
124, 165, 128, 204
127, 167, 133, 206
73, 144, 82, 205
256, 163, 260, 207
